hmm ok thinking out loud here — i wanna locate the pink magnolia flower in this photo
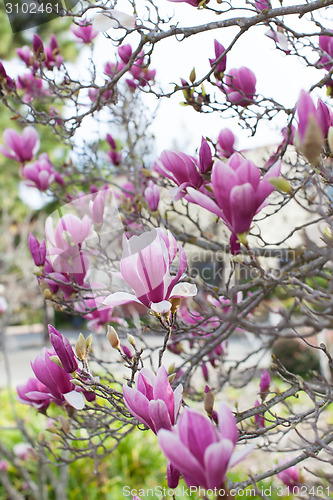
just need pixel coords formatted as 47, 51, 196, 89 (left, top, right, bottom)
123, 366, 183, 434
187, 153, 281, 253
28, 233, 46, 266
154, 139, 211, 201
22, 154, 63, 191
118, 44, 132, 64
144, 180, 160, 211
16, 46, 37, 71
254, 399, 265, 428
277, 463, 302, 493
1, 126, 39, 163
209, 40, 227, 78
0, 62, 15, 91
104, 228, 197, 314
107, 150, 122, 165
224, 67, 256, 106
89, 190, 106, 225
42, 214, 91, 296
18, 348, 94, 410
48, 324, 78, 373
32, 34, 44, 58
255, 0, 270, 11
17, 72, 46, 103
318, 30, 333, 70
217, 128, 236, 158
260, 369, 271, 395
44, 35, 63, 70
17, 377, 52, 410
88, 88, 113, 104
158, 403, 251, 489
294, 90, 325, 164
46, 213, 91, 249
72, 21, 98, 43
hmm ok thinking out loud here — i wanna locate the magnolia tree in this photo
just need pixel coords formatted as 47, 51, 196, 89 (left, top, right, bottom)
0, 0, 333, 498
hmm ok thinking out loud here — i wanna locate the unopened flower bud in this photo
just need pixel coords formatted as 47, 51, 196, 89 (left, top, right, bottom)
204, 385, 215, 416
328, 126, 333, 154
43, 289, 52, 300
168, 362, 176, 375
75, 333, 86, 361
127, 333, 135, 345
107, 326, 120, 350
268, 177, 292, 193
85, 333, 93, 352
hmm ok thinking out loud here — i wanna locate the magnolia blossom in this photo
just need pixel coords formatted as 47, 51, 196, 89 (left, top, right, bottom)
144, 180, 160, 211
104, 228, 197, 314
1, 126, 39, 163
72, 21, 98, 43
17, 73, 46, 103
217, 128, 236, 158
123, 366, 183, 434
155, 138, 211, 201
254, 400, 265, 428
187, 153, 281, 253
16, 46, 38, 71
17, 348, 90, 410
277, 463, 302, 493
259, 369, 271, 395
28, 233, 46, 266
318, 30, 333, 70
255, 0, 270, 11
158, 404, 251, 489
209, 40, 227, 78
224, 67, 256, 106
22, 153, 63, 191
0, 62, 15, 91
294, 90, 327, 165
40, 214, 91, 297
118, 44, 132, 64
44, 35, 63, 70
48, 325, 78, 373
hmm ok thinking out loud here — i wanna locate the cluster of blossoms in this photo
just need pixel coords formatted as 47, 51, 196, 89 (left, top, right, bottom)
123, 364, 250, 490
0, 126, 64, 191
209, 40, 256, 107
17, 325, 95, 410
104, 44, 156, 92
13, 34, 63, 102
155, 136, 281, 254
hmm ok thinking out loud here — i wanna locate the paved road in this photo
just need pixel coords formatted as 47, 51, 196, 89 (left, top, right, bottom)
0, 327, 271, 389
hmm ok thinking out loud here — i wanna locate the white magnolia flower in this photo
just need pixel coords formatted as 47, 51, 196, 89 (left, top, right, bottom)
92, 10, 136, 32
